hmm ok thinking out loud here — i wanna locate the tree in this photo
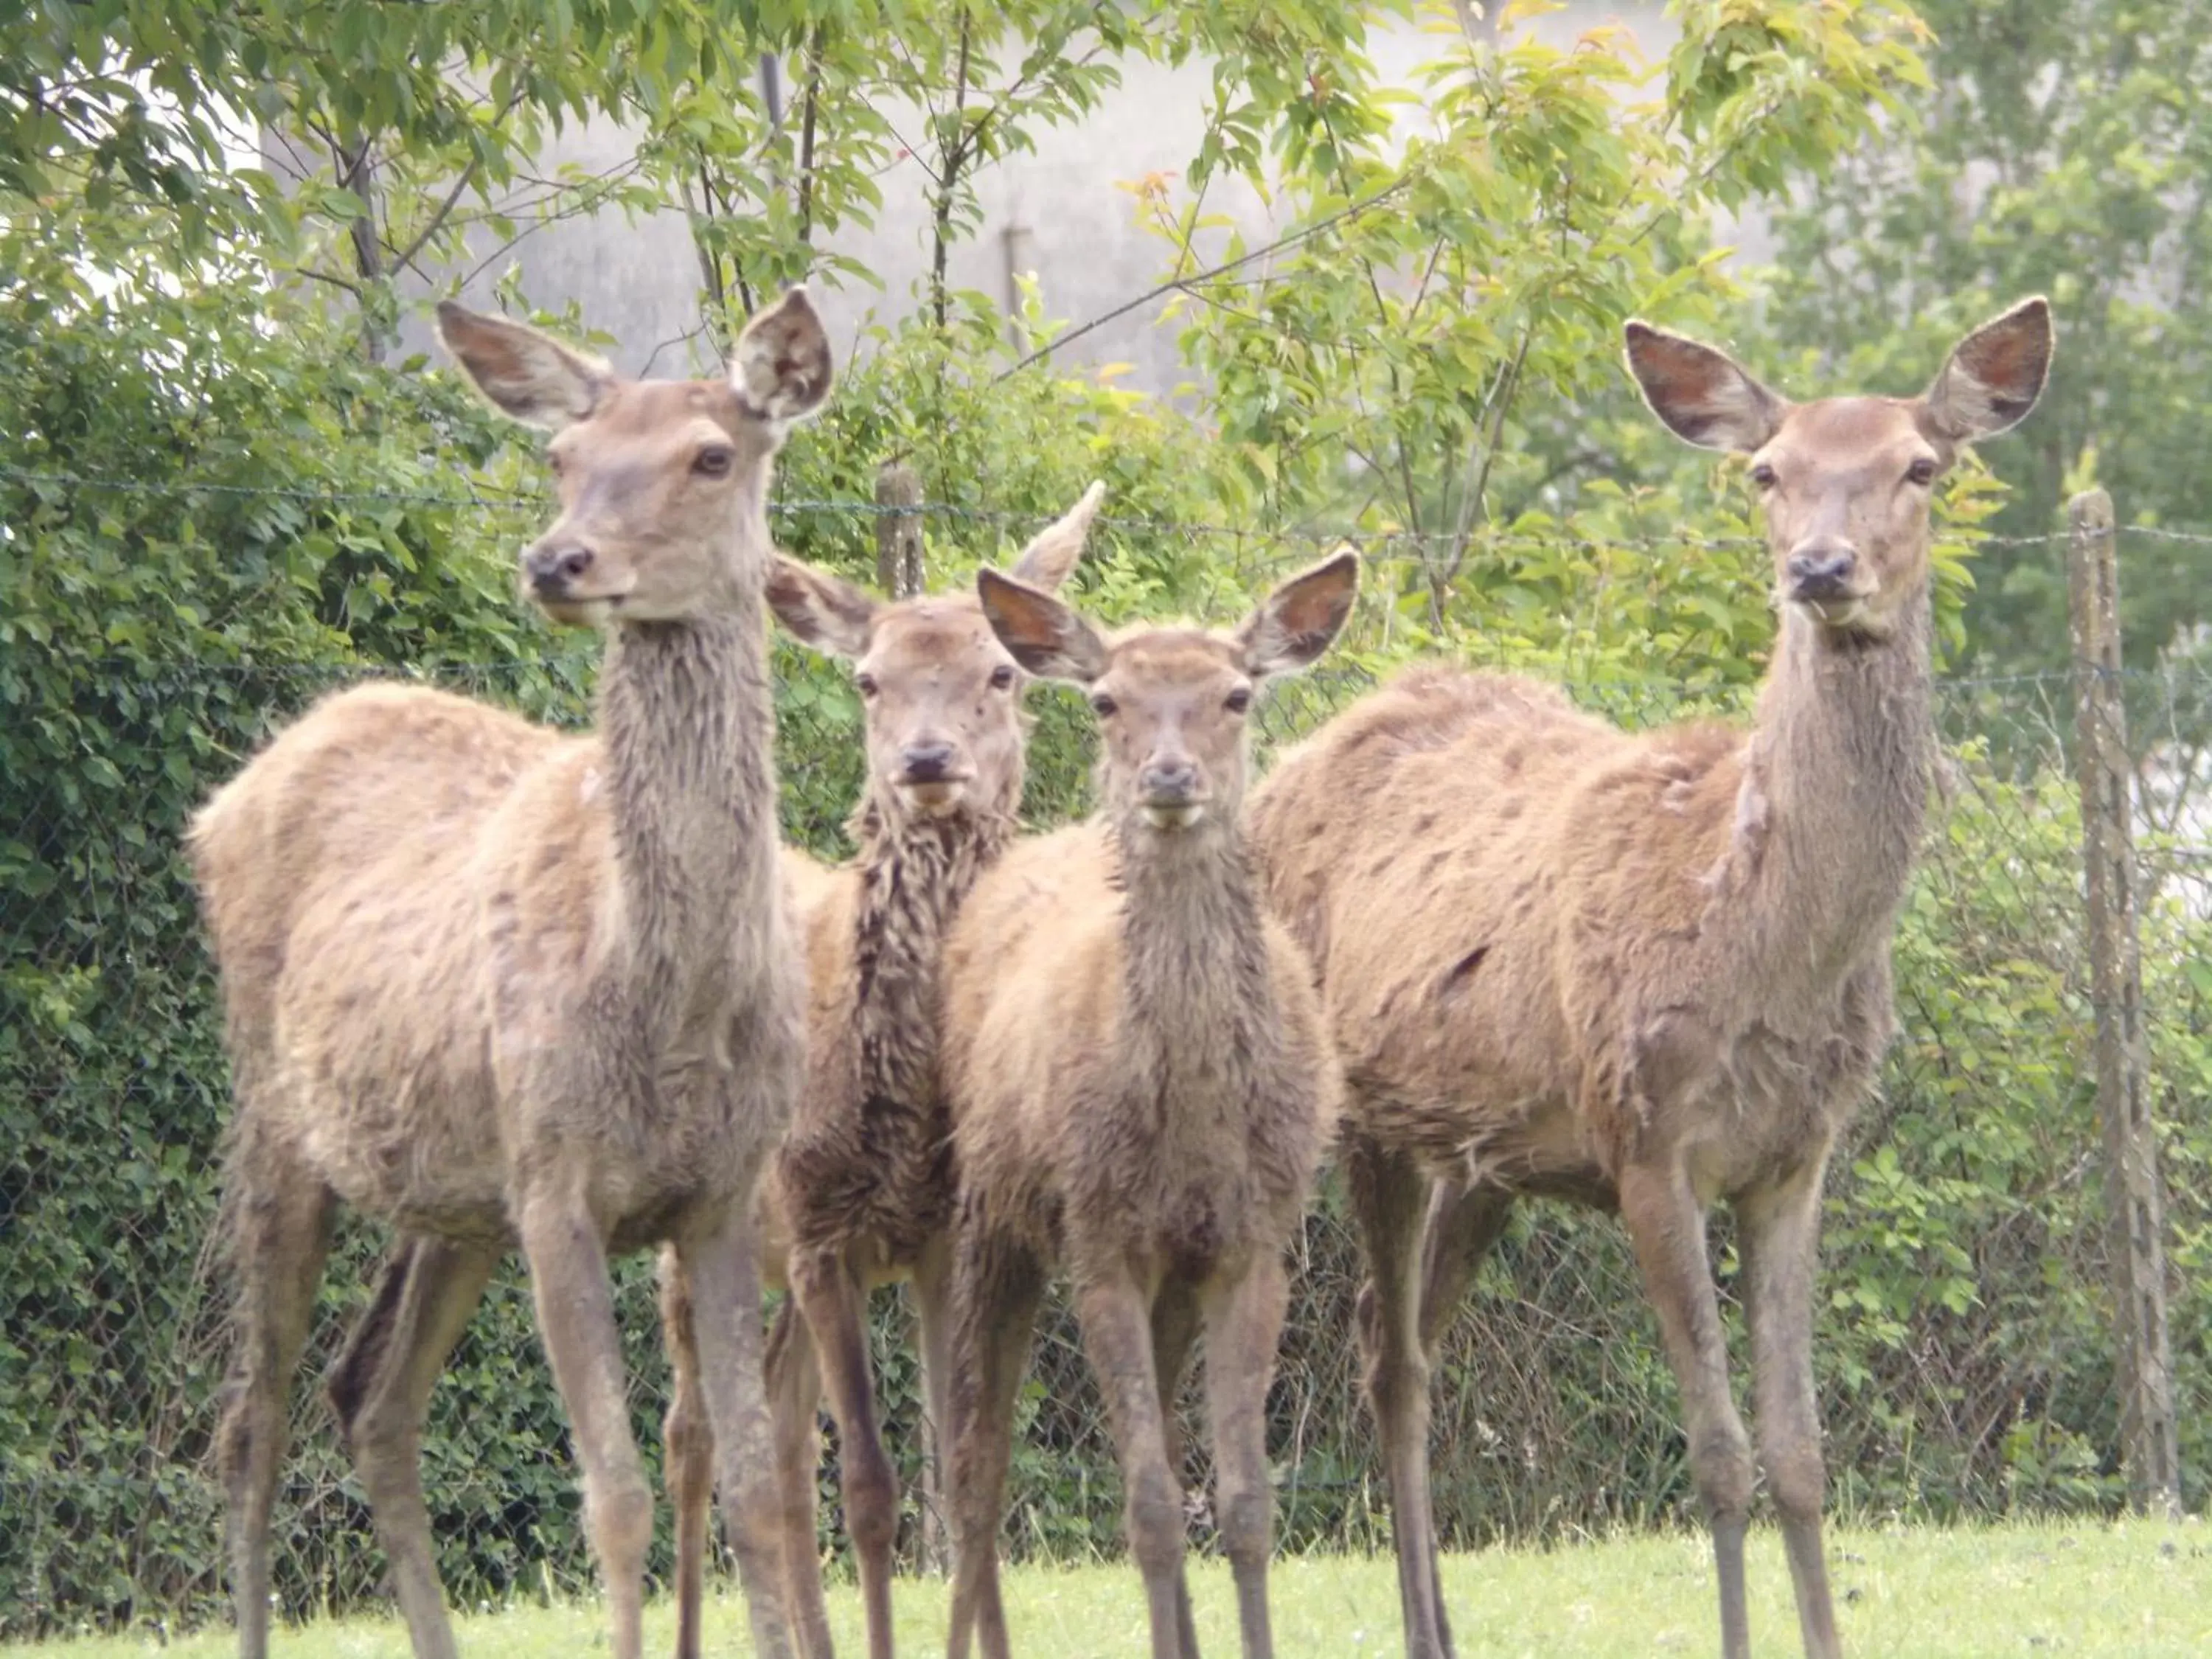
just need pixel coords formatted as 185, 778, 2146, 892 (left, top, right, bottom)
1750, 0, 2212, 671
1127, 0, 1936, 686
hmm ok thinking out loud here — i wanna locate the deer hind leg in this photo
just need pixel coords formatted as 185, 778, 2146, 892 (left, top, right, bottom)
1345, 1134, 1451, 1659
658, 1252, 714, 1659
663, 1258, 835, 1659
219, 1155, 336, 1659
790, 1246, 901, 1659
1150, 1280, 1203, 1659
326, 1234, 498, 1659
517, 1194, 660, 1659
1410, 1180, 1513, 1655
911, 1234, 956, 1581
1074, 1264, 1189, 1659
1740, 1158, 1842, 1659
945, 1224, 1045, 1659
1202, 1255, 1291, 1659
765, 1290, 835, 1659
1617, 1159, 1755, 1659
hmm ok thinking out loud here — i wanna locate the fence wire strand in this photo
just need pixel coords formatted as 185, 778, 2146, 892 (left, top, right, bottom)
2, 461, 2141, 552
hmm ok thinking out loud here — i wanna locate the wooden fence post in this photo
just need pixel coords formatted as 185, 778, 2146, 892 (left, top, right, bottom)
2066, 486, 2183, 1517
875, 460, 924, 599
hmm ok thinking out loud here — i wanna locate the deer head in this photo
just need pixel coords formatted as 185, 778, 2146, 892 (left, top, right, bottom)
1624, 297, 2053, 640
765, 483, 1107, 824
437, 290, 833, 627
977, 550, 1360, 836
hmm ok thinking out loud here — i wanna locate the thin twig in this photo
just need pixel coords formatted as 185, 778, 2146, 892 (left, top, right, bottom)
389, 88, 528, 277
1432, 323, 1533, 622
990, 178, 1413, 382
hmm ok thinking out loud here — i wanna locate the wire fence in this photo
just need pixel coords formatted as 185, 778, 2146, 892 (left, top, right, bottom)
4, 492, 2212, 1640
0, 459, 2136, 554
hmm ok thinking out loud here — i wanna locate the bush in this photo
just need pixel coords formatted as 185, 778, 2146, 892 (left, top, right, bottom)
7, 237, 2208, 1639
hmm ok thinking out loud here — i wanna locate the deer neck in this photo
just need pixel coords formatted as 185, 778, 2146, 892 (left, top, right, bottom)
1720, 580, 1935, 1006
1115, 818, 1276, 1105
844, 785, 1018, 1107
597, 524, 778, 1016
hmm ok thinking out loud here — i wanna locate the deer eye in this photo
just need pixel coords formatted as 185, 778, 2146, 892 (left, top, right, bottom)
1224, 685, 1253, 714
989, 664, 1017, 692
1748, 461, 1778, 490
692, 444, 735, 478
1905, 456, 1938, 487
855, 672, 879, 699
1089, 692, 1119, 718
545, 448, 566, 477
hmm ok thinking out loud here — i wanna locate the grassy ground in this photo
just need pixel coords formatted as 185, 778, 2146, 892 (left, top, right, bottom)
16, 1520, 2210, 1657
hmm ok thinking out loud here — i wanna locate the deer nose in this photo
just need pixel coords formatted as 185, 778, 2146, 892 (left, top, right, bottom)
1786, 541, 1858, 601
525, 543, 595, 596
900, 740, 957, 784
1138, 758, 1200, 804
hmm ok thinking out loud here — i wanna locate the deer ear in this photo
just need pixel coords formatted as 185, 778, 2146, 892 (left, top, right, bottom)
1008, 480, 1107, 592
1922, 296, 2053, 444
1237, 549, 1360, 678
1624, 321, 1787, 453
765, 557, 879, 659
975, 568, 1110, 684
436, 302, 613, 431
732, 286, 834, 425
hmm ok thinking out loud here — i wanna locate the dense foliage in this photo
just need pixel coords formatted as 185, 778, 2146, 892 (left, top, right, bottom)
4, 0, 2209, 1640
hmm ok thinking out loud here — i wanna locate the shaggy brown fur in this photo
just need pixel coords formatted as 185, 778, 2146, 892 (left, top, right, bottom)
1248, 300, 2053, 1659
658, 484, 1106, 1659
191, 291, 832, 1659
939, 554, 1358, 1659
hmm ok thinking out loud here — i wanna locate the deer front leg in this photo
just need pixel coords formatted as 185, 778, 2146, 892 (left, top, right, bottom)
1203, 1255, 1291, 1659
1074, 1265, 1189, 1659
328, 1235, 499, 1659
1740, 1157, 1843, 1659
518, 1196, 658, 1659
791, 1247, 899, 1659
1152, 1281, 1204, 1659
675, 1204, 799, 1659
1345, 1134, 1451, 1659
1617, 1159, 1756, 1659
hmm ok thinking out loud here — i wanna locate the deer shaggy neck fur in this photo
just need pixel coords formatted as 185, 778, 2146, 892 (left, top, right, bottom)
774, 766, 1018, 1259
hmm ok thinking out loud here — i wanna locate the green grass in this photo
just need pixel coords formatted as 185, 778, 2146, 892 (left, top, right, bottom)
18, 1520, 2211, 1657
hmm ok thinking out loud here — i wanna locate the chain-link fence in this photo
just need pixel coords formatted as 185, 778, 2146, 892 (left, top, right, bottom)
6, 499, 2212, 1641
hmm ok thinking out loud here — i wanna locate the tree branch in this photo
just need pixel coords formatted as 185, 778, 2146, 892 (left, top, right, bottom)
796, 23, 824, 246
931, 8, 976, 330
390, 153, 481, 276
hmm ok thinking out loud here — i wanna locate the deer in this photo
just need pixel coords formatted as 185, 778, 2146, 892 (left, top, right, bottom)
1245, 298, 2053, 1659
655, 481, 1108, 1659
936, 552, 1360, 1659
187, 289, 833, 1659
